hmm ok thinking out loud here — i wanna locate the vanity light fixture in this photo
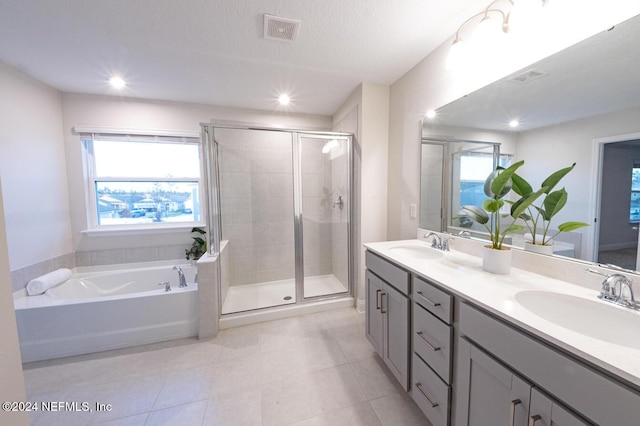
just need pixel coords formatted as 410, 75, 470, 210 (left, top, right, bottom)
446, 0, 548, 71
109, 76, 126, 89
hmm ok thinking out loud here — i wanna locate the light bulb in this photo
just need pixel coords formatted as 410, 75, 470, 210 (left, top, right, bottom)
278, 94, 290, 105
109, 76, 126, 89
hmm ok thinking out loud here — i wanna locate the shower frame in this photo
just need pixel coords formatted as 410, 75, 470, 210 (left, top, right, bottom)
200, 123, 355, 313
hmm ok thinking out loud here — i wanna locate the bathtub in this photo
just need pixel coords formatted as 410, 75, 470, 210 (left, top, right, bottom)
13, 260, 198, 363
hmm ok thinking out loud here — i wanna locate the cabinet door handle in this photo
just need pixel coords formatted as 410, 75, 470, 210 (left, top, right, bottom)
509, 399, 521, 426
415, 382, 439, 407
416, 291, 441, 307
417, 331, 441, 351
376, 289, 381, 310
528, 414, 541, 426
380, 292, 387, 314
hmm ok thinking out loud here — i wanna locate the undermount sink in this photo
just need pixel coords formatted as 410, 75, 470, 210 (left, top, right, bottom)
388, 244, 444, 260
515, 290, 640, 349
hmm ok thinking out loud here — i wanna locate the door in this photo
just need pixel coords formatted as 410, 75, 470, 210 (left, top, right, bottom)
382, 281, 410, 390
297, 135, 351, 299
365, 270, 384, 356
529, 388, 590, 426
456, 338, 531, 426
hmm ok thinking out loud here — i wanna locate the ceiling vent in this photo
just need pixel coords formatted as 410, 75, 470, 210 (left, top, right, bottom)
264, 14, 301, 43
507, 69, 549, 84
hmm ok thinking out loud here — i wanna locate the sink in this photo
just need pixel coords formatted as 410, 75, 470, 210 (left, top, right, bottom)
388, 244, 444, 260
515, 290, 640, 349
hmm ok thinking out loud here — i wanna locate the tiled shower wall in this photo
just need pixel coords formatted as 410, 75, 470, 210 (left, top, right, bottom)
218, 129, 295, 286
218, 129, 350, 288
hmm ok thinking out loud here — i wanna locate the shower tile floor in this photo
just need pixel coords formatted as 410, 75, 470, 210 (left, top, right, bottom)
22, 307, 426, 426
221, 274, 348, 314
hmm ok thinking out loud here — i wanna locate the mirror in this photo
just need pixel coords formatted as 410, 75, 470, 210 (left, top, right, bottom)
421, 13, 640, 270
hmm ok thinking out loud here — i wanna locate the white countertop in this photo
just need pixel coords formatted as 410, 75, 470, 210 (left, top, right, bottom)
364, 239, 640, 388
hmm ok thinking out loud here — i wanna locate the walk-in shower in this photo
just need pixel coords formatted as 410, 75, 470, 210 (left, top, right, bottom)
201, 125, 353, 316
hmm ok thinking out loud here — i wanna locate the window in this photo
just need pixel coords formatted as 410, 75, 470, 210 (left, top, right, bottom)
81, 132, 202, 228
631, 162, 640, 223
458, 152, 511, 209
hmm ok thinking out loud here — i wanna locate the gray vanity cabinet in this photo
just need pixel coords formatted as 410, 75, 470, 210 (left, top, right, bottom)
456, 337, 588, 426
365, 253, 410, 390
456, 337, 531, 426
529, 388, 590, 426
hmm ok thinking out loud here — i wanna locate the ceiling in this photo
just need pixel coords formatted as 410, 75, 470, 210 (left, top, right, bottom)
0, 0, 486, 116
432, 12, 640, 131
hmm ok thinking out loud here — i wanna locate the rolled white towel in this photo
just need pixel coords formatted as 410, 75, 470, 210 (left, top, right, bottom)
26, 268, 72, 296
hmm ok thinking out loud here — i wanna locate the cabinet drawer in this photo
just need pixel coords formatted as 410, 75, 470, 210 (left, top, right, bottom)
412, 353, 450, 426
413, 276, 452, 324
413, 303, 453, 384
365, 251, 409, 295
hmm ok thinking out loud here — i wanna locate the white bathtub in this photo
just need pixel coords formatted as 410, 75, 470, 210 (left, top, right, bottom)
13, 260, 198, 363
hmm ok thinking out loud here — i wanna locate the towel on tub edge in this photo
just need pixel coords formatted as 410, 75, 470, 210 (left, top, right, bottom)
26, 268, 72, 296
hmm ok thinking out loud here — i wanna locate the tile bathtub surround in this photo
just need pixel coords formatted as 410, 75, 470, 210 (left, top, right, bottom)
22, 308, 426, 426
10, 252, 75, 293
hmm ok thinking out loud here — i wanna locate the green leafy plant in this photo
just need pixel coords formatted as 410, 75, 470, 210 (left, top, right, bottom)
460, 160, 547, 250
510, 163, 589, 246
185, 227, 207, 261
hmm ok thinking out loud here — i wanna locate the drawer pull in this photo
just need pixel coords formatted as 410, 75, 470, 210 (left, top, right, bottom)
509, 399, 521, 426
380, 292, 387, 314
416, 291, 441, 307
376, 289, 381, 310
417, 331, 441, 351
415, 382, 439, 407
528, 414, 541, 426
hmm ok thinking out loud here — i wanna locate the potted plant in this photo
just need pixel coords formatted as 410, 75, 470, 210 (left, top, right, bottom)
460, 160, 546, 274
185, 227, 207, 261
511, 163, 589, 255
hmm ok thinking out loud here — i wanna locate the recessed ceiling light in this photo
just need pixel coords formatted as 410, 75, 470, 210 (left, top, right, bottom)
509, 119, 520, 128
426, 110, 436, 119
109, 76, 126, 89
278, 94, 290, 105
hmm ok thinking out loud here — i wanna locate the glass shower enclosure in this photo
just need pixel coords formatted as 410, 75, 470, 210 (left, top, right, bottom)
201, 125, 353, 314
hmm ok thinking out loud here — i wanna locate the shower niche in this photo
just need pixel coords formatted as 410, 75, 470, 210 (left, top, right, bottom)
201, 125, 353, 315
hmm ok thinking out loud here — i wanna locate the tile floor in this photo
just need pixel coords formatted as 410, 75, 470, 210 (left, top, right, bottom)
23, 307, 427, 426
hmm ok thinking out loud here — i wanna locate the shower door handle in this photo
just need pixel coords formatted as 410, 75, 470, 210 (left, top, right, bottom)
376, 289, 381, 310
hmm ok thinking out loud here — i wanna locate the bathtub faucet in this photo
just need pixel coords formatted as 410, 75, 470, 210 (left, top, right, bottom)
173, 265, 188, 288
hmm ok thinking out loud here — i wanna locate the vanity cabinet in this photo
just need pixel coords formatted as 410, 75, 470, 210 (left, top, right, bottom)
365, 252, 410, 390
457, 302, 640, 426
456, 337, 588, 426
411, 276, 454, 426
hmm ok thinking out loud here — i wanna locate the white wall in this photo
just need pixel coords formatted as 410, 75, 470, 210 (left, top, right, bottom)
333, 83, 389, 310
388, 1, 640, 240
0, 62, 72, 271
0, 180, 28, 425
516, 106, 640, 258
61, 93, 331, 256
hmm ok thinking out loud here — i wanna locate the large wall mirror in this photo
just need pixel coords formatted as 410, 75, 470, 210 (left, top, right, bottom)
421, 12, 640, 271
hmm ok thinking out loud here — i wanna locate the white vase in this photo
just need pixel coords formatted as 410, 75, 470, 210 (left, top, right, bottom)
482, 245, 512, 275
524, 242, 554, 255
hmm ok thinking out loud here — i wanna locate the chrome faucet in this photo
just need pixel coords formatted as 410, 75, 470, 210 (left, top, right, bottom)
423, 232, 450, 251
587, 268, 637, 309
173, 265, 188, 288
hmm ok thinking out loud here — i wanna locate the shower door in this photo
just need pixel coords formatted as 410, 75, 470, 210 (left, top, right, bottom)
203, 125, 352, 315
297, 135, 351, 300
